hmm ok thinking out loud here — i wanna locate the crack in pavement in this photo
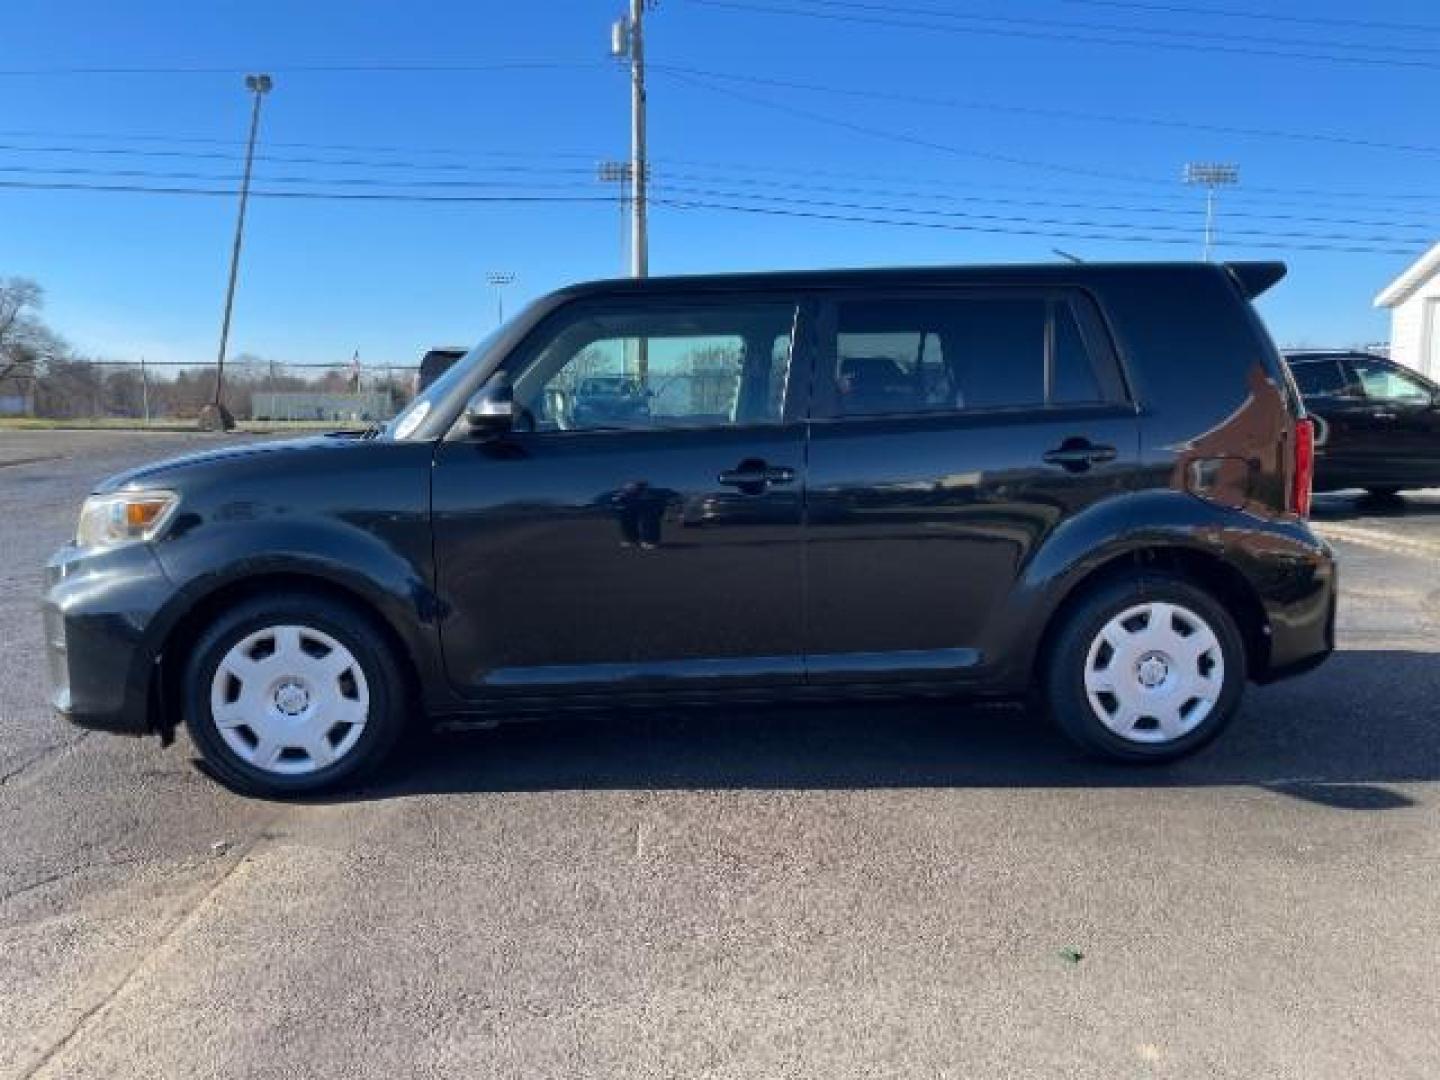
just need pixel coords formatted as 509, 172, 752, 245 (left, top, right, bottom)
0, 733, 87, 788
0, 856, 148, 906
18, 818, 282, 1080
0, 732, 90, 784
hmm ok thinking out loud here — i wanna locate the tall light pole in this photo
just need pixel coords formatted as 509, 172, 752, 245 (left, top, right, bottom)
486, 270, 516, 326
205, 72, 272, 431
1183, 162, 1238, 262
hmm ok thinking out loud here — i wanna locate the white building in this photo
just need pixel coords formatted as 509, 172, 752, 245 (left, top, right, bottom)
1375, 241, 1440, 379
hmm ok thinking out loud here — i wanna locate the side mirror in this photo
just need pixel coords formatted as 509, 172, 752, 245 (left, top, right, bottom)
464, 374, 515, 435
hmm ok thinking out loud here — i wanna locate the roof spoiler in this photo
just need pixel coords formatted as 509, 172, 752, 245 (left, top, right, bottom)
1225, 261, 1287, 300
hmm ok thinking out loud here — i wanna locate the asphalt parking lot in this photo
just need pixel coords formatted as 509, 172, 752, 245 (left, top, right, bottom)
2, 430, 1438, 1079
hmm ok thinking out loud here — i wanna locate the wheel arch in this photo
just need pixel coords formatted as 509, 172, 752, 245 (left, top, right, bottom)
1032, 544, 1271, 686
152, 569, 426, 740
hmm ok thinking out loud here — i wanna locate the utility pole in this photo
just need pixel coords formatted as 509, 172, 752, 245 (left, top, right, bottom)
629, 0, 649, 280
610, 0, 652, 278
610, 2, 655, 381
486, 270, 516, 326
204, 73, 272, 431
1183, 162, 1238, 262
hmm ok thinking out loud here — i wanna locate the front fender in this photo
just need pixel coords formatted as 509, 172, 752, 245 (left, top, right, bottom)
147, 513, 448, 711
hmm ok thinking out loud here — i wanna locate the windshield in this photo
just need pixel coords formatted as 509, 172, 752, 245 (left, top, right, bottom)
385, 325, 506, 440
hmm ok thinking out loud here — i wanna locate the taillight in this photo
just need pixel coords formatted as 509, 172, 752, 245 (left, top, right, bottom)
1291, 418, 1315, 518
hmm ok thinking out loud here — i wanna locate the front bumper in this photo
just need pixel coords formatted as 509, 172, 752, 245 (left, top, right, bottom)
42, 542, 175, 736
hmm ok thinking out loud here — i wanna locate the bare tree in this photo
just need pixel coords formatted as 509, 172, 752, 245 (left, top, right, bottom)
0, 277, 41, 342
0, 278, 69, 414
0, 278, 49, 377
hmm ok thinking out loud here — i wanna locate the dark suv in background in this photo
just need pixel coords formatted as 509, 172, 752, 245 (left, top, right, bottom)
1285, 349, 1440, 498
44, 261, 1334, 796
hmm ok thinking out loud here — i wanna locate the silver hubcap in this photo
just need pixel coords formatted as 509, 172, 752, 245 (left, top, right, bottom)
209, 625, 370, 775
1083, 601, 1224, 744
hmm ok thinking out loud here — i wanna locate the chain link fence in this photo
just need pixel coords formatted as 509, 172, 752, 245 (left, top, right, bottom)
0, 356, 420, 426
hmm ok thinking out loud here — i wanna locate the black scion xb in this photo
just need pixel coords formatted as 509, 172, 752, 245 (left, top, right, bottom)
44, 262, 1335, 796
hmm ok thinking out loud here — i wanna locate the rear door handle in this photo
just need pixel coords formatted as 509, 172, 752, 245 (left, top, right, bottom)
718, 459, 796, 493
1371, 411, 1397, 420
1043, 440, 1118, 472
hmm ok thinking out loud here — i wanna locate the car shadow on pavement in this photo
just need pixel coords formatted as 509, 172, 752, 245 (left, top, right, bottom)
321, 649, 1440, 810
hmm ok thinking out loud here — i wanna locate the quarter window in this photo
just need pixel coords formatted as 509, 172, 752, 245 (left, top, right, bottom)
1052, 301, 1104, 404
1348, 357, 1433, 404
513, 302, 796, 432
829, 294, 1118, 416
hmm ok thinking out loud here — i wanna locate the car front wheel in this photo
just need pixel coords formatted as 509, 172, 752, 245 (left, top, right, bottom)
1045, 574, 1246, 762
183, 593, 407, 797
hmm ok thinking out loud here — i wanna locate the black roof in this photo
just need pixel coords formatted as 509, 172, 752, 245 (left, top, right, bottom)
549, 260, 1286, 301
1283, 349, 1387, 362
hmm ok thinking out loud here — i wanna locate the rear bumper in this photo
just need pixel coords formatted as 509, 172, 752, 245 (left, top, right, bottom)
42, 543, 174, 736
1252, 529, 1337, 684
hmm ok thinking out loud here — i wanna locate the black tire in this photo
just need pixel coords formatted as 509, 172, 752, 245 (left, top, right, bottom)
183, 593, 408, 797
1044, 573, 1247, 763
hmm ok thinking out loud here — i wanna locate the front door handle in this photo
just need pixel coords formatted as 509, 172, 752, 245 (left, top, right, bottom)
718, 459, 796, 494
1043, 439, 1118, 472
1371, 410, 1397, 421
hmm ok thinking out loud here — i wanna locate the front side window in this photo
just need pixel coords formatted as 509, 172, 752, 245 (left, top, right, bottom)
1348, 357, 1434, 404
512, 302, 795, 432
828, 293, 1117, 417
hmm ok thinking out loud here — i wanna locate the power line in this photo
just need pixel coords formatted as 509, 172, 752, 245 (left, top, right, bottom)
658, 163, 1440, 222
0, 175, 1427, 257
652, 62, 1440, 159
0, 163, 604, 191
652, 197, 1428, 256
651, 172, 1436, 232
6, 126, 1439, 212
0, 127, 610, 162
0, 178, 617, 205
1055, 0, 1440, 36
0, 59, 604, 77
652, 181, 1430, 247
0, 140, 603, 176
781, 0, 1440, 56
656, 66, 1170, 187
0, 76, 1171, 190
5, 160, 1432, 233
667, 156, 1440, 211
657, 66, 1440, 210
684, 0, 1440, 71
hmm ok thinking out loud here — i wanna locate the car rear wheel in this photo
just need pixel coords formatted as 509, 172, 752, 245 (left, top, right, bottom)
1045, 574, 1246, 762
183, 594, 407, 797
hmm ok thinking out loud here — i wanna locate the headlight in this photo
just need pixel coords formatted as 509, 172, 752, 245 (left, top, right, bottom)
75, 491, 179, 550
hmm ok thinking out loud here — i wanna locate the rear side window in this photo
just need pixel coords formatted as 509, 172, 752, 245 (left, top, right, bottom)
827, 292, 1122, 417
1288, 359, 1346, 397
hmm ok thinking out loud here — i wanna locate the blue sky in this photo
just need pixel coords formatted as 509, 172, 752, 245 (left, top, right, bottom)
3, 0, 1438, 367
